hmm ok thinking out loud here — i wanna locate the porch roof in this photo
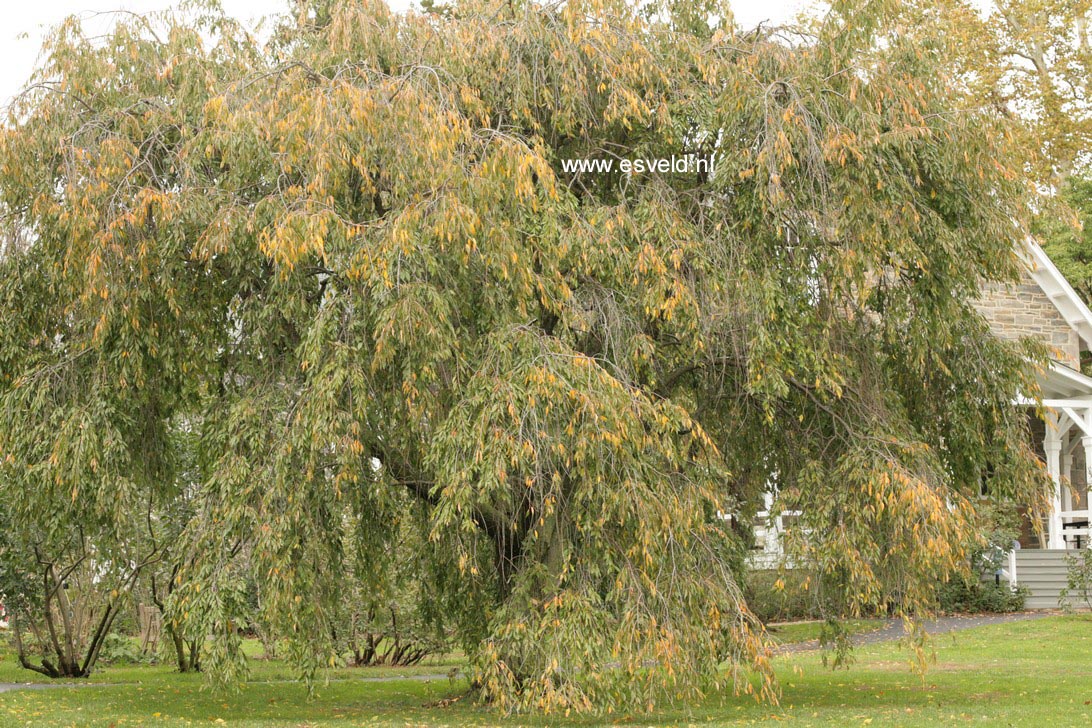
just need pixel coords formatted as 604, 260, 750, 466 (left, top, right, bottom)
1037, 361, 1092, 402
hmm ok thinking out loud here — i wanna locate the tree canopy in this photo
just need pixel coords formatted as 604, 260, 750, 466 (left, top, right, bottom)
1039, 176, 1092, 310
946, 2, 1092, 316
0, 0, 1052, 713
978, 0, 1092, 182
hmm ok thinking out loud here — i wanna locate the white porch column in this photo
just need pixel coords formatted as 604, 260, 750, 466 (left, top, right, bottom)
1084, 435, 1092, 550
762, 490, 780, 555
1045, 424, 1064, 549
1062, 440, 1073, 513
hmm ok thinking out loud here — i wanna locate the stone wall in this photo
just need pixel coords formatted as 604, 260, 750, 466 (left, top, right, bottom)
975, 266, 1081, 368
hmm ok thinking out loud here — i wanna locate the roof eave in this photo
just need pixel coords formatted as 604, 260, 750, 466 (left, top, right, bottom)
1021, 239, 1092, 351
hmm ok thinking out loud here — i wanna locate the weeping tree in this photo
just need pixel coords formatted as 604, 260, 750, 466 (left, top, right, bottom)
0, 0, 1052, 713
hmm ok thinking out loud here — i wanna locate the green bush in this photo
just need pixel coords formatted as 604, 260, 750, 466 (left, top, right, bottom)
1059, 550, 1092, 612
936, 577, 1027, 614
746, 567, 1028, 621
744, 569, 826, 623
97, 633, 153, 666
935, 508, 1026, 615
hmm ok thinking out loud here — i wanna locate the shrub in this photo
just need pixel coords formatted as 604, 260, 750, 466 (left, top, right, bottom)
331, 501, 454, 668
98, 633, 152, 666
1059, 550, 1092, 612
935, 508, 1026, 614
744, 570, 824, 623
936, 577, 1027, 614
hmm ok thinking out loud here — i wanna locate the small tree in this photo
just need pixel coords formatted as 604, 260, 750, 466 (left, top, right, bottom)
0, 509, 157, 678
147, 561, 204, 673
1039, 175, 1092, 312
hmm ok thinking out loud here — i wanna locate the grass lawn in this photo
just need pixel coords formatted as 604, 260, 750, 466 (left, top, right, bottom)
0, 641, 462, 687
0, 615, 1088, 726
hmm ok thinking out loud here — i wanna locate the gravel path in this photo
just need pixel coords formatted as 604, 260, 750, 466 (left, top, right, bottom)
0, 682, 81, 694
777, 610, 1056, 654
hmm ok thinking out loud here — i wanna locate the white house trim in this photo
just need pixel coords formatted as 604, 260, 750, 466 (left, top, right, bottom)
1021, 239, 1092, 351
1038, 360, 1092, 400
1027, 360, 1092, 551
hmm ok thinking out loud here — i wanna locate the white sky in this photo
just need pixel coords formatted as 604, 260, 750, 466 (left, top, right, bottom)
1, 0, 814, 106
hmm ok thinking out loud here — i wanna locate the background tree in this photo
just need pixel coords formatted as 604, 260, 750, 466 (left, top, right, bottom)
0, 493, 160, 678
332, 497, 453, 668
989, 0, 1092, 182
0, 0, 1052, 713
1038, 176, 1092, 308
952, 2, 1092, 311
0, 6, 253, 678
142, 420, 205, 673
941, 0, 1092, 183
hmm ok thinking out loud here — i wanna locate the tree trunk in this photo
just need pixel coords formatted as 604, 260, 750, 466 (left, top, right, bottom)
170, 627, 191, 673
